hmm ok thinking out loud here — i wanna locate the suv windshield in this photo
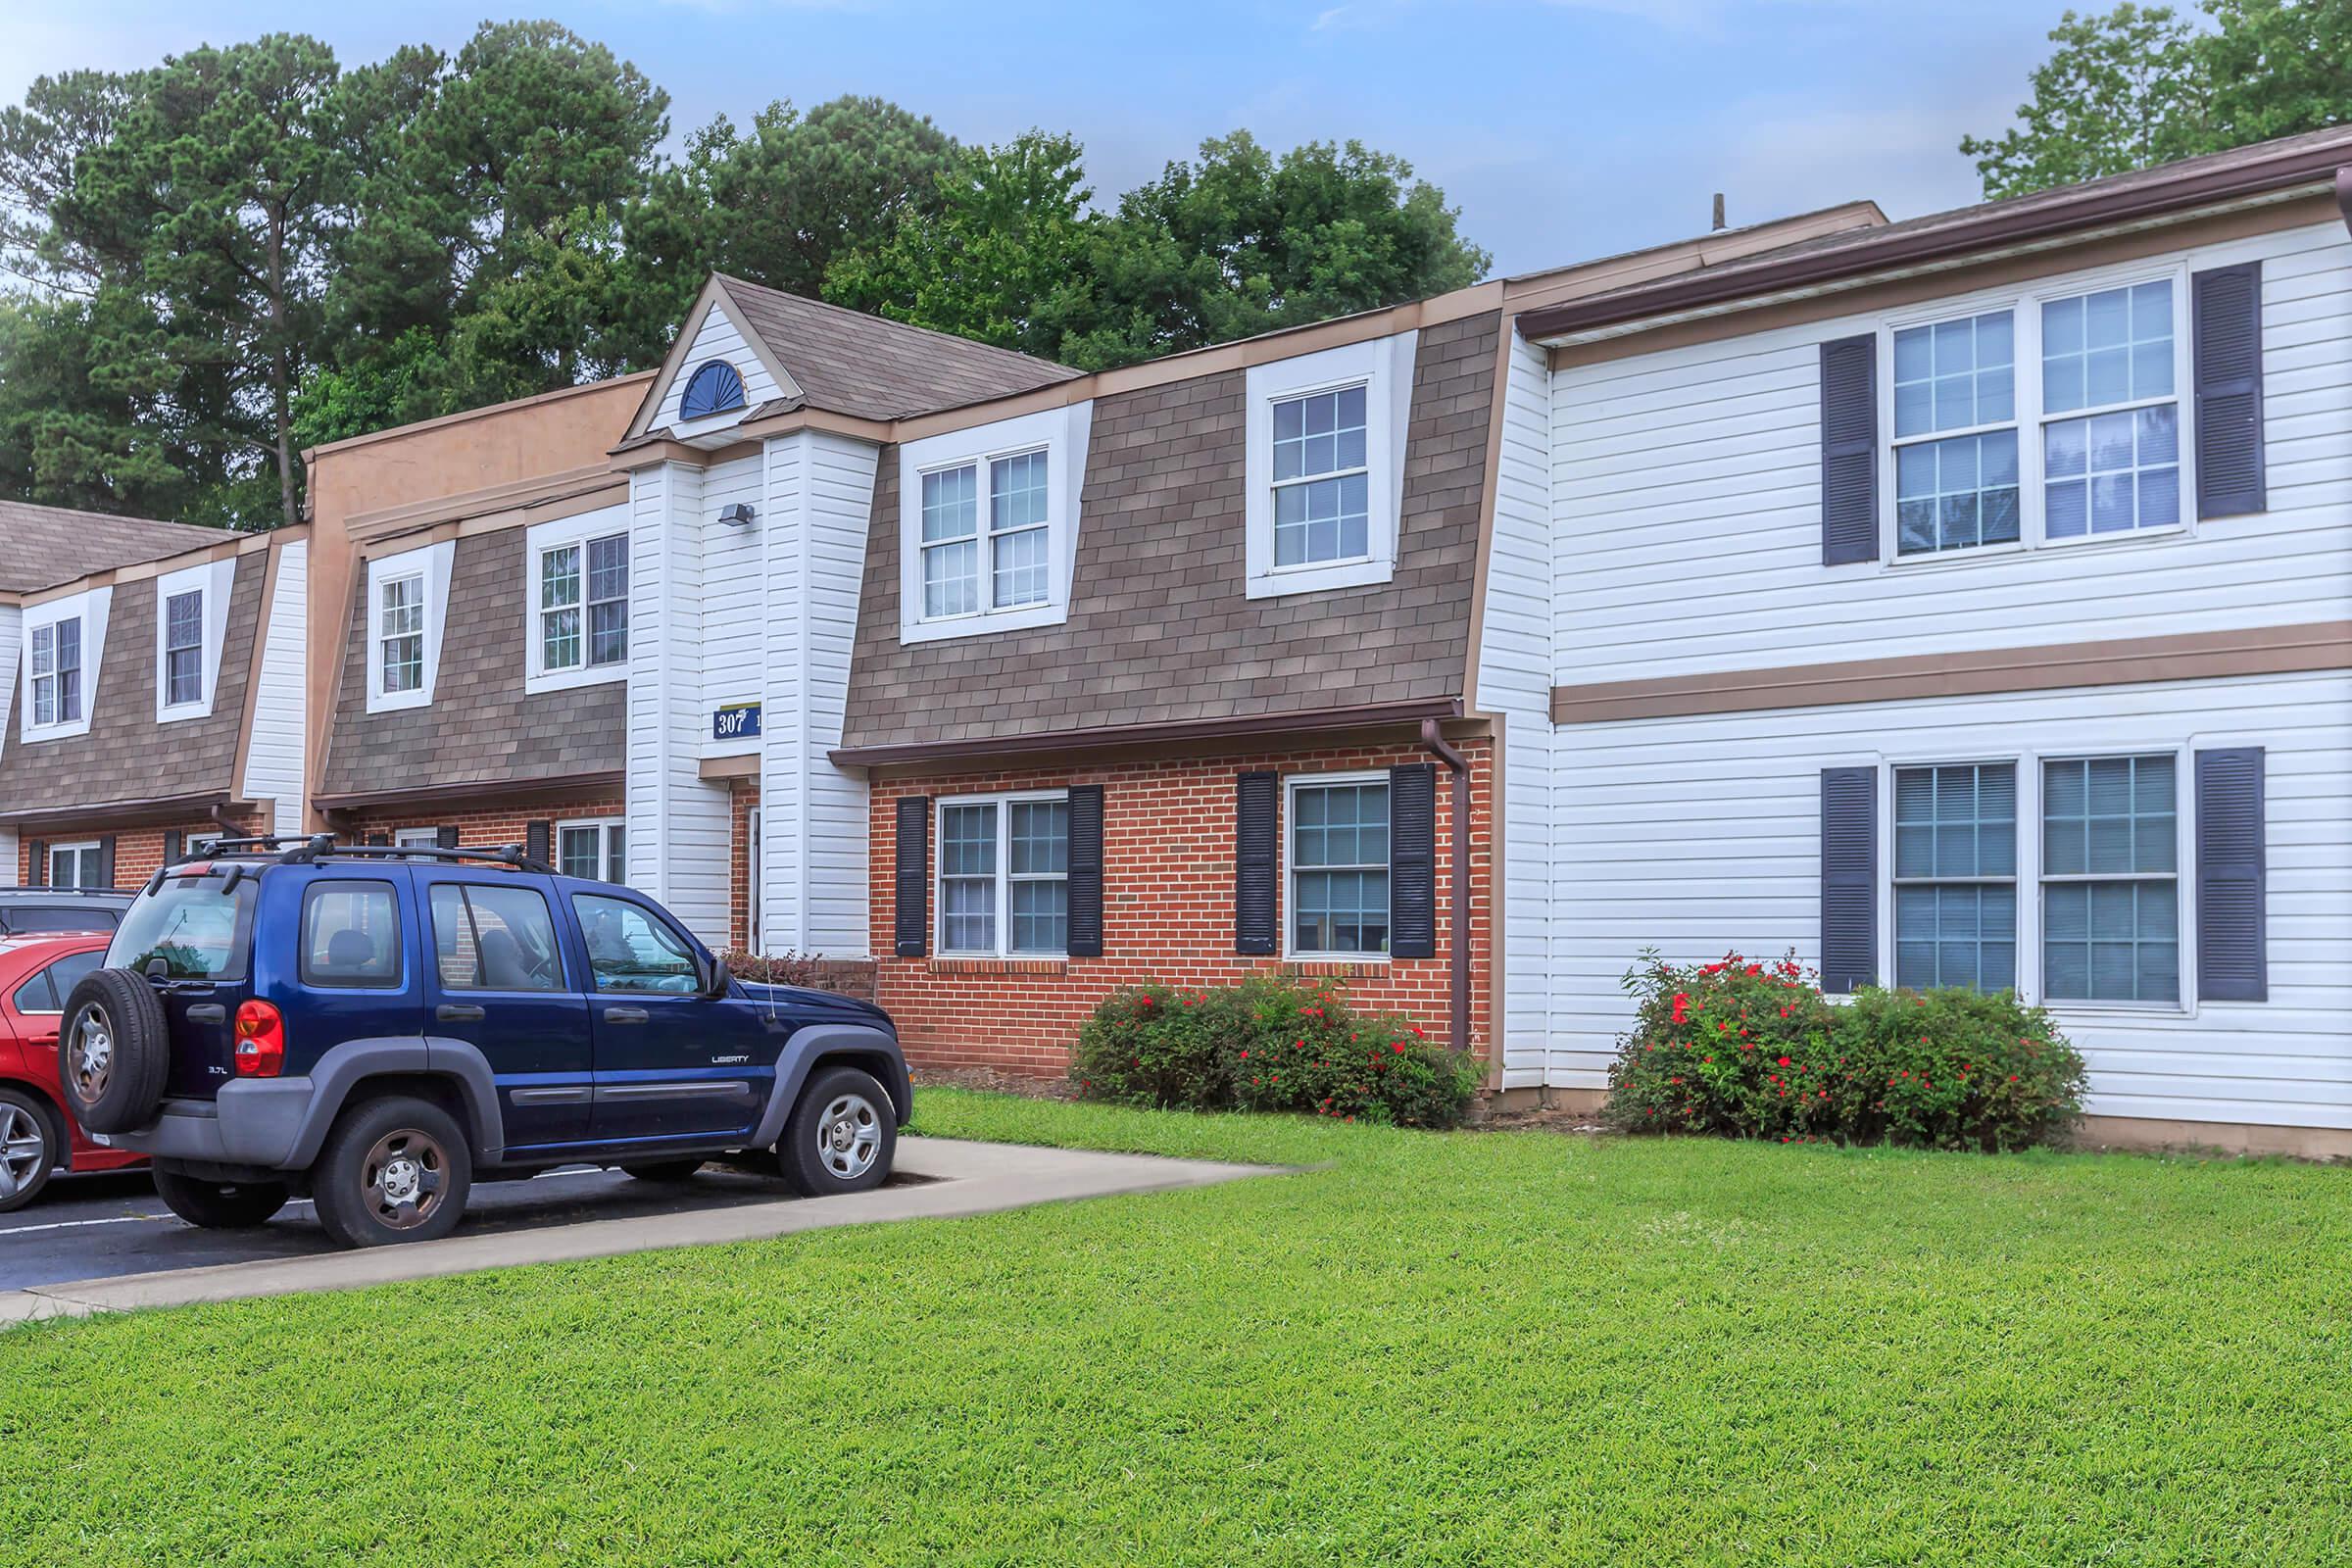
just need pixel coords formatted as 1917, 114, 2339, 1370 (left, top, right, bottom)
106, 875, 257, 980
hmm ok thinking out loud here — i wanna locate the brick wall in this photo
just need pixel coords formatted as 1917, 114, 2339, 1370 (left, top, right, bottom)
16, 811, 265, 888
869, 735, 1493, 1077
342, 798, 626, 861
728, 778, 759, 952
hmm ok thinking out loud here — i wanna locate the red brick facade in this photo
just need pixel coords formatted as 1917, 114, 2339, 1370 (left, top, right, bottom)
868, 733, 1493, 1078
338, 797, 626, 864
15, 811, 265, 889
728, 779, 760, 952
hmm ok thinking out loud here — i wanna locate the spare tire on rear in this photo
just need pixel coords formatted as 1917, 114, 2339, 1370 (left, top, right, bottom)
58, 968, 171, 1136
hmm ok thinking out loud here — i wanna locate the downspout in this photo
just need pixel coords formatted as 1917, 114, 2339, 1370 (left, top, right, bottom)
2338, 166, 2352, 236
1419, 718, 1472, 1055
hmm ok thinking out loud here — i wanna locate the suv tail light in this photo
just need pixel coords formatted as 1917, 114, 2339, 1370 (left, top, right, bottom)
233, 1000, 285, 1078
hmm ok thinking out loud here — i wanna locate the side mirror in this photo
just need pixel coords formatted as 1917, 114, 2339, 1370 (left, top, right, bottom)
703, 956, 733, 999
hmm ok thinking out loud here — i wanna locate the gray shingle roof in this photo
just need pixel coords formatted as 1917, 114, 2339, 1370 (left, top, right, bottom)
718, 276, 1082, 421
0, 501, 232, 595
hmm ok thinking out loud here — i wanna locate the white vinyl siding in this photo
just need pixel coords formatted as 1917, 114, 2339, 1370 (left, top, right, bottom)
238, 540, 309, 837
1548, 220, 2350, 689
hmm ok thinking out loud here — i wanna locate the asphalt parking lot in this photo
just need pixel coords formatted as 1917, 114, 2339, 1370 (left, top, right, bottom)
0, 1162, 808, 1293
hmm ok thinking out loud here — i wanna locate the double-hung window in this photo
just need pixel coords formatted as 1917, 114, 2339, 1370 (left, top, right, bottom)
1892, 763, 2017, 991
920, 451, 1051, 621
1287, 775, 1390, 958
557, 818, 627, 884
1892, 312, 2019, 555
540, 533, 629, 673
1886, 273, 2186, 561
936, 794, 1069, 957
379, 575, 424, 695
2038, 281, 2180, 539
2041, 755, 2179, 1004
1270, 384, 1370, 567
30, 617, 80, 727
163, 590, 204, 708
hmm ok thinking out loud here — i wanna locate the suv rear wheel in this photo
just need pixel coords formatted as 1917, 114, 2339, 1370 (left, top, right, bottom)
152, 1167, 290, 1229
311, 1095, 472, 1249
0, 1088, 61, 1212
780, 1066, 896, 1198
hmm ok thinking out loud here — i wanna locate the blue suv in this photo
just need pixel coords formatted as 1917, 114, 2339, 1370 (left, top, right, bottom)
55, 835, 908, 1248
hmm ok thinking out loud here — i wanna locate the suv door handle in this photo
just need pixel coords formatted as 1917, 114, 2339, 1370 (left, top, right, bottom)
436, 1004, 486, 1023
605, 1005, 650, 1024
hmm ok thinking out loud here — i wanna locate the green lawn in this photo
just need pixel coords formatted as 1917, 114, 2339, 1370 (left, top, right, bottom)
6, 1093, 2350, 1566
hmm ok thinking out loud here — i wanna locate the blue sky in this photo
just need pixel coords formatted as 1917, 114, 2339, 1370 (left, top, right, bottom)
2, 1, 2083, 275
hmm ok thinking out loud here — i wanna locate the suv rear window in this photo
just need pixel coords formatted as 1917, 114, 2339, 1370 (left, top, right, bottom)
301, 880, 402, 989
106, 877, 256, 980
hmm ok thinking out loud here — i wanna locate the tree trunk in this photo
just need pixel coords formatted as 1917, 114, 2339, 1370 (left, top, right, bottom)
268, 209, 297, 529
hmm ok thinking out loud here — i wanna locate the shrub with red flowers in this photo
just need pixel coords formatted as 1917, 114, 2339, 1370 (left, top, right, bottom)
1606, 949, 2085, 1152
1069, 973, 1481, 1128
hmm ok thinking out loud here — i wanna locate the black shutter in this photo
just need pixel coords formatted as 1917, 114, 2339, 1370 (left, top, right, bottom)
163, 830, 184, 866
525, 820, 553, 866
894, 797, 930, 957
1235, 771, 1279, 956
1819, 766, 1878, 994
1066, 785, 1104, 958
1388, 763, 1438, 959
436, 824, 461, 850
25, 841, 45, 887
2193, 261, 2266, 519
366, 831, 391, 847
1819, 333, 1879, 565
2196, 747, 2267, 1003
96, 836, 116, 889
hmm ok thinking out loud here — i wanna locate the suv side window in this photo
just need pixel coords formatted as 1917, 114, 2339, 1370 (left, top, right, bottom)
429, 884, 566, 993
301, 880, 402, 989
571, 894, 699, 995
10, 951, 101, 1014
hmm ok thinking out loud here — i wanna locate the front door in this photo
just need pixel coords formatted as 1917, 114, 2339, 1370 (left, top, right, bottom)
566, 890, 768, 1144
419, 874, 592, 1149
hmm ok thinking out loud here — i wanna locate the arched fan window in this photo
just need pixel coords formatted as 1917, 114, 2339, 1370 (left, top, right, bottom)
679, 360, 747, 421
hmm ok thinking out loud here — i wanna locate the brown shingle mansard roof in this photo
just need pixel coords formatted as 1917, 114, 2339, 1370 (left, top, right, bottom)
0, 500, 230, 595
1520, 123, 2352, 342
717, 275, 1082, 421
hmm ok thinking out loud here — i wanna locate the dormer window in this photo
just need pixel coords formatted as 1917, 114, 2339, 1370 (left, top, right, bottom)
162, 591, 203, 707
30, 618, 79, 726
898, 404, 1093, 645
1244, 330, 1416, 600
679, 360, 746, 422
364, 540, 453, 712
380, 575, 424, 694
524, 507, 632, 694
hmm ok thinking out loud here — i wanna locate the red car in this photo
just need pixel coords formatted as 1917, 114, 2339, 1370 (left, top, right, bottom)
0, 931, 144, 1210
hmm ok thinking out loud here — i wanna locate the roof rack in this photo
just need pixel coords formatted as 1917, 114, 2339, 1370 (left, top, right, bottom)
0, 886, 132, 898
143, 834, 554, 895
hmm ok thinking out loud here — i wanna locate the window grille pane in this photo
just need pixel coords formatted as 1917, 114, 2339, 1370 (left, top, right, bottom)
587, 600, 627, 666
1273, 471, 1371, 567
921, 465, 978, 543
559, 826, 604, 880
2043, 404, 2179, 538
607, 824, 626, 884
992, 526, 1049, 609
1009, 879, 1067, 955
1892, 762, 2018, 991
543, 607, 581, 671
2042, 281, 2171, 416
1007, 801, 1069, 875
1293, 869, 1391, 956
541, 545, 580, 608
923, 539, 980, 617
990, 451, 1049, 532
1894, 430, 2020, 555
586, 534, 628, 602
2040, 756, 2179, 1003
1892, 311, 2014, 437
939, 805, 998, 879
941, 878, 996, 952
1271, 386, 1368, 488
1290, 782, 1391, 956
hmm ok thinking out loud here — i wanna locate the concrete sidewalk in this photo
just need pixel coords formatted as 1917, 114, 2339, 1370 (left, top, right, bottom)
0, 1137, 1280, 1326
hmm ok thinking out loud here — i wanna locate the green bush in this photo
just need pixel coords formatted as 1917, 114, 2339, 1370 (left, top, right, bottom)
1605, 950, 2086, 1152
1069, 973, 1482, 1128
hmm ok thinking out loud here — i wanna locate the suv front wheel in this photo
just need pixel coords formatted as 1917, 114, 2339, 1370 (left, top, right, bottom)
780, 1066, 896, 1198
311, 1095, 472, 1248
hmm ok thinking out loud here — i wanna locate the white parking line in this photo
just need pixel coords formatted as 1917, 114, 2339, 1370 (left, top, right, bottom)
0, 1213, 172, 1236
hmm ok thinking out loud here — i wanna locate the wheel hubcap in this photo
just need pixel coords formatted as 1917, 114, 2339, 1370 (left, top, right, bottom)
69, 1006, 115, 1103
0, 1104, 47, 1199
815, 1093, 880, 1181
361, 1128, 448, 1230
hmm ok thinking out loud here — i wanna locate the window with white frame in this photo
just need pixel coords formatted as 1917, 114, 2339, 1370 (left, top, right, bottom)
1884, 271, 2186, 561
1892, 762, 2017, 991
557, 818, 627, 884
30, 616, 80, 727
1243, 331, 1413, 600
1287, 774, 1390, 958
162, 590, 204, 708
392, 827, 440, 857
935, 793, 1069, 956
1271, 384, 1370, 567
2040, 755, 2179, 1004
539, 532, 629, 673
49, 841, 103, 890
919, 450, 1051, 620
379, 574, 424, 695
